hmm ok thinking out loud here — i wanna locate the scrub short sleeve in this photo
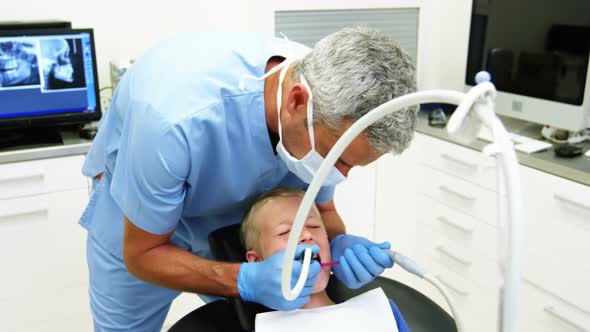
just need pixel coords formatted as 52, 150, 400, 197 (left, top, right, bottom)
315, 185, 335, 204
110, 101, 190, 235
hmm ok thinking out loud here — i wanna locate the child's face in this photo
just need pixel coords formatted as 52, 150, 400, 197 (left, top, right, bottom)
246, 195, 332, 294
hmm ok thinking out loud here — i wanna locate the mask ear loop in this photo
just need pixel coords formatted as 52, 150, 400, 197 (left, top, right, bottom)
240, 57, 293, 90
299, 75, 316, 151
276, 59, 295, 139
243, 57, 292, 82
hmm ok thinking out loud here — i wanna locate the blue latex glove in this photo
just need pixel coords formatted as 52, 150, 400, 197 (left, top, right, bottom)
238, 245, 321, 310
330, 234, 394, 289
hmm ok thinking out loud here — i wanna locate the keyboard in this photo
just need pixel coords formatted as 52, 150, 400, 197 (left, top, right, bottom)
477, 128, 553, 154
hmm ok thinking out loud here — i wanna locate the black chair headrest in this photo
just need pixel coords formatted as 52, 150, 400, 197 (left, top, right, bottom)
208, 223, 271, 331
208, 223, 246, 263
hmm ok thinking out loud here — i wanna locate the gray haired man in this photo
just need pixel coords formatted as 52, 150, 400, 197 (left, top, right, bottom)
81, 26, 416, 331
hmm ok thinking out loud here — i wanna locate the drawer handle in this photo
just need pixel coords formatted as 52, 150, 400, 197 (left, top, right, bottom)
0, 172, 45, 183
0, 207, 49, 220
436, 245, 472, 266
436, 275, 470, 296
441, 153, 478, 171
554, 194, 590, 214
439, 185, 476, 202
437, 216, 474, 234
544, 306, 590, 331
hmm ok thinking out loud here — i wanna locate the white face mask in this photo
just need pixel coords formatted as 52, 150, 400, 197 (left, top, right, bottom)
269, 59, 346, 186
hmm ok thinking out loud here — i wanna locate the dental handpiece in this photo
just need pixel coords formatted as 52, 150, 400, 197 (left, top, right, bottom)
385, 249, 425, 278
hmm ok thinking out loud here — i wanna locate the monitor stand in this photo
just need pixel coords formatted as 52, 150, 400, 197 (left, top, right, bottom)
0, 127, 64, 151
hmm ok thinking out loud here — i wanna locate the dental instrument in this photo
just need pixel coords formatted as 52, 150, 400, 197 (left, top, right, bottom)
320, 260, 340, 268
281, 72, 525, 332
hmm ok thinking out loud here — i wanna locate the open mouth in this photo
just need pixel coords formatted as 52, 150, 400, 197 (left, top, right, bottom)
297, 251, 339, 268
297, 250, 319, 264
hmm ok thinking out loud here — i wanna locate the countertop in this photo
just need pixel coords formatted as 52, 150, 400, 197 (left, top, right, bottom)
415, 111, 590, 186
1, 115, 588, 186
0, 129, 92, 165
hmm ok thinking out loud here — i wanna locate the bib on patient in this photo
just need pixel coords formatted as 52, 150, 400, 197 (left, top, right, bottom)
255, 288, 399, 332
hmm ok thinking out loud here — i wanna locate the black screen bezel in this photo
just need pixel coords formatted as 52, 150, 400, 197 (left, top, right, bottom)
0, 27, 102, 130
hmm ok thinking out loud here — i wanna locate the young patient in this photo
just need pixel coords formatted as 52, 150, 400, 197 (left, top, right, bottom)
240, 187, 410, 331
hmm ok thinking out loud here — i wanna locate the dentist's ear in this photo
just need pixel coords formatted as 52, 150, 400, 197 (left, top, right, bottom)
285, 83, 310, 121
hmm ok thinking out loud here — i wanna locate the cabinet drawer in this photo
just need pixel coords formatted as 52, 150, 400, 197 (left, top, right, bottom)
412, 251, 499, 332
412, 134, 497, 191
415, 226, 500, 290
0, 155, 87, 199
521, 167, 590, 313
416, 165, 498, 225
0, 190, 89, 301
517, 280, 590, 332
416, 195, 499, 260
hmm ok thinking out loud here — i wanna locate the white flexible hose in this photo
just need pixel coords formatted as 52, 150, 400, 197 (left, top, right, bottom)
447, 82, 497, 133
387, 249, 464, 332
450, 82, 525, 331
469, 93, 525, 332
282, 247, 313, 301
280, 84, 525, 332
491, 116, 526, 332
280, 90, 466, 301
424, 273, 465, 332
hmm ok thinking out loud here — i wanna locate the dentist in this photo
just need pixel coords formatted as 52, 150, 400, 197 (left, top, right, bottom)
80, 26, 417, 331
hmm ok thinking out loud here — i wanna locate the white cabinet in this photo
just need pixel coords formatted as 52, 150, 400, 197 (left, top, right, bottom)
0, 155, 88, 199
0, 155, 91, 331
520, 166, 590, 314
375, 132, 590, 332
517, 281, 590, 332
0, 153, 210, 331
335, 163, 377, 240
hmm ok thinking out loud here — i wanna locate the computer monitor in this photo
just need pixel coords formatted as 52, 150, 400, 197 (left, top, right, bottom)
465, 0, 590, 131
0, 28, 101, 130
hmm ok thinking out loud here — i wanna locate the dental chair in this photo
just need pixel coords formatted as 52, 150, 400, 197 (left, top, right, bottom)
169, 224, 457, 332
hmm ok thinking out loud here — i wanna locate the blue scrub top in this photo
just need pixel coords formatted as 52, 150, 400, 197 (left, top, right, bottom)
80, 32, 335, 259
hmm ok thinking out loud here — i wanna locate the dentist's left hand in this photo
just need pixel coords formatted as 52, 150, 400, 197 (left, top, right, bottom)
237, 245, 321, 311
330, 234, 394, 289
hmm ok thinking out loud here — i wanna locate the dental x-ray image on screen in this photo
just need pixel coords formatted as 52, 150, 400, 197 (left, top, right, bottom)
0, 40, 41, 88
40, 38, 86, 90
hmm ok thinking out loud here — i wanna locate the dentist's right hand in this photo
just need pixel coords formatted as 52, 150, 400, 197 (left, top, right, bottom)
237, 245, 321, 311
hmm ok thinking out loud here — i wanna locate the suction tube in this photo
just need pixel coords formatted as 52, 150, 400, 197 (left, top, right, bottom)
281, 83, 525, 332
280, 90, 465, 302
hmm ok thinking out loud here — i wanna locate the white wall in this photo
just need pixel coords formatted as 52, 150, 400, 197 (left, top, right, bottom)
1, 1, 274, 88
417, 0, 472, 90
275, 0, 473, 91
1, 0, 473, 92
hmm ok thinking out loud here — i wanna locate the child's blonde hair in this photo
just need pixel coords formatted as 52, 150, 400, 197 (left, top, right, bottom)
240, 187, 306, 252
